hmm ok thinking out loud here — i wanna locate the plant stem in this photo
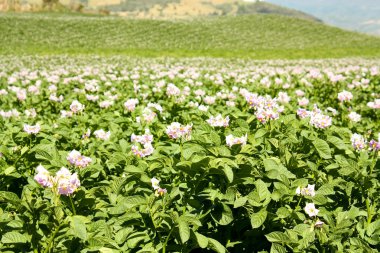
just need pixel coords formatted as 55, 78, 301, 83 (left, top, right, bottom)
43, 224, 62, 253
69, 195, 76, 215
162, 227, 174, 253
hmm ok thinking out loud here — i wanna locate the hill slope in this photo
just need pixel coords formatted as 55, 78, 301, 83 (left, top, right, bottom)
1, 0, 321, 22
1, 13, 380, 58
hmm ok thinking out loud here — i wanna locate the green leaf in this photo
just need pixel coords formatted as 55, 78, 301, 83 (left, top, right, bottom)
1, 232, 28, 244
70, 215, 88, 240
223, 165, 234, 183
327, 136, 347, 150
208, 238, 226, 253
250, 209, 267, 229
255, 180, 271, 202
265, 232, 289, 243
313, 139, 332, 159
124, 196, 147, 209
195, 232, 208, 248
270, 243, 287, 253
234, 196, 247, 208
178, 219, 190, 243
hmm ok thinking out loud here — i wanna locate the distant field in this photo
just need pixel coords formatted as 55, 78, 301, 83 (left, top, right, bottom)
1, 13, 380, 58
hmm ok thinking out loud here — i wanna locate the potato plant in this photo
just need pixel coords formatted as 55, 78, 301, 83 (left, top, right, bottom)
0, 56, 379, 252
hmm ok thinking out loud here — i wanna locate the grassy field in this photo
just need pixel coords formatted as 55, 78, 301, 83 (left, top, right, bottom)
1, 13, 380, 58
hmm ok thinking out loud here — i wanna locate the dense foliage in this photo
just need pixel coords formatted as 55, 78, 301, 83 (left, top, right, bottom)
0, 56, 379, 252
1, 13, 380, 58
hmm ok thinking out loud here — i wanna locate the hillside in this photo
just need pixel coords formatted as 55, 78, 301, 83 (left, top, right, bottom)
0, 0, 321, 22
1, 13, 380, 58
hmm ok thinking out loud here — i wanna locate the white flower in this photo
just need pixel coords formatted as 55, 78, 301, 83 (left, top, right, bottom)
348, 112, 361, 122
304, 203, 319, 217
24, 124, 40, 134
70, 100, 85, 113
151, 177, 160, 190
94, 129, 111, 140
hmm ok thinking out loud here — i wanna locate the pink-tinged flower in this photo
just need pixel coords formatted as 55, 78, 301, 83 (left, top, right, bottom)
55, 167, 80, 196
315, 220, 324, 228
49, 93, 64, 102
207, 114, 229, 127
369, 139, 380, 151
131, 129, 153, 145
348, 112, 361, 122
304, 203, 319, 217
24, 124, 41, 134
34, 165, 53, 188
24, 108, 37, 118
86, 94, 99, 102
226, 101, 235, 107
367, 99, 380, 109
147, 103, 163, 113
142, 108, 157, 123
198, 105, 208, 112
155, 188, 167, 197
296, 184, 316, 197
16, 89, 27, 101
297, 108, 310, 119
60, 110, 73, 118
298, 98, 309, 106
226, 134, 247, 147
337, 90, 353, 102
131, 143, 154, 157
204, 96, 216, 105
309, 113, 332, 129
99, 100, 114, 108
70, 100, 85, 113
295, 90, 305, 97
94, 129, 111, 141
351, 133, 366, 151
124, 98, 139, 112
166, 83, 181, 97
67, 150, 92, 168
82, 129, 91, 139
166, 122, 192, 140
278, 92, 291, 104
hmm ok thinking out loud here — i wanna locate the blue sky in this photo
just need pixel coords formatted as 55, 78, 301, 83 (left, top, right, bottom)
265, 0, 380, 35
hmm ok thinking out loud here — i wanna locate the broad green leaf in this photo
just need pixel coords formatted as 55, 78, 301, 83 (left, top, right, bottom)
195, 232, 208, 248
234, 196, 247, 208
313, 139, 332, 159
270, 243, 287, 253
265, 231, 289, 243
1, 232, 28, 244
223, 165, 234, 183
178, 219, 190, 243
70, 215, 88, 240
250, 209, 267, 229
208, 238, 226, 253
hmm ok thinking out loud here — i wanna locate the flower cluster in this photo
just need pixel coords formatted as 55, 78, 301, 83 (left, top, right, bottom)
297, 105, 332, 129
34, 165, 80, 196
131, 129, 154, 157
207, 114, 229, 127
151, 177, 167, 197
24, 123, 41, 134
70, 100, 85, 113
351, 133, 366, 151
166, 122, 192, 140
337, 90, 353, 102
245, 93, 284, 123
351, 133, 380, 151
225, 134, 247, 147
67, 150, 92, 168
296, 184, 316, 197
94, 129, 111, 141
124, 98, 139, 112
